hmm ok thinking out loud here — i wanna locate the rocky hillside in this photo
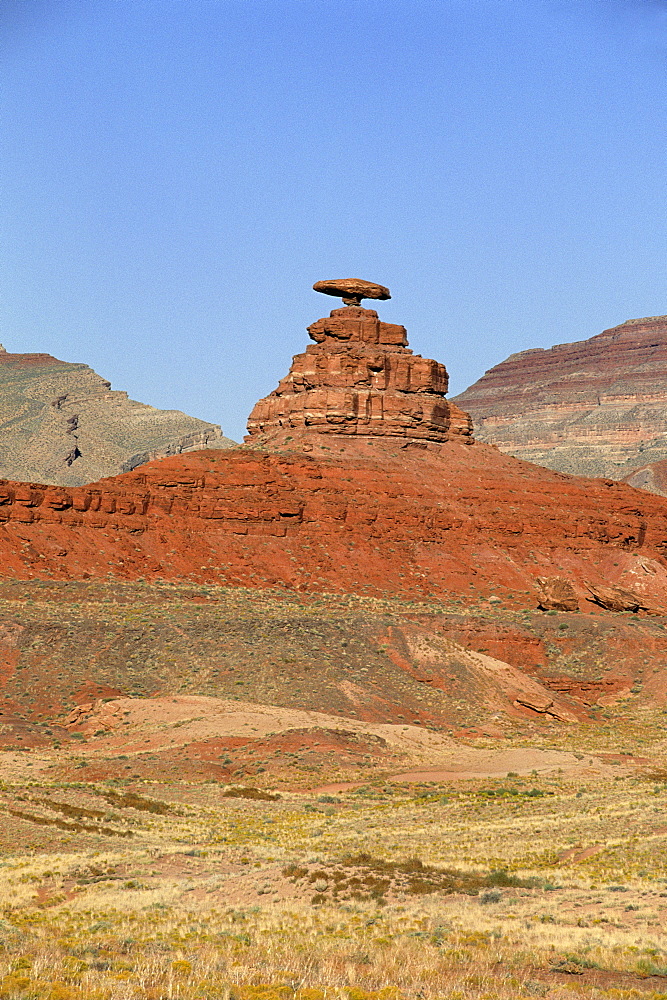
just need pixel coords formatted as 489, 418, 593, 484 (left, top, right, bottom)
453, 315, 667, 481
1, 287, 667, 616
0, 579, 663, 742
0, 346, 235, 486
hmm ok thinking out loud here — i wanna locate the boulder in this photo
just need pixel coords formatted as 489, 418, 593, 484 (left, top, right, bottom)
312, 278, 391, 306
536, 576, 580, 612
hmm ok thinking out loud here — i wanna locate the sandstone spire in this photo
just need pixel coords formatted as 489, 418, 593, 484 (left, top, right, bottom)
245, 281, 473, 446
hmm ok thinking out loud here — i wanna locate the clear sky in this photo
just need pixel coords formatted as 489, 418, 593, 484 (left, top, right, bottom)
2, 0, 666, 442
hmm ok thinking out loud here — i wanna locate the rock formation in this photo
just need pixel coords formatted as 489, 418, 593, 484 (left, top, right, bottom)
247, 283, 473, 446
0, 444, 667, 611
454, 315, 667, 481
312, 278, 391, 306
0, 348, 235, 486
1, 286, 667, 613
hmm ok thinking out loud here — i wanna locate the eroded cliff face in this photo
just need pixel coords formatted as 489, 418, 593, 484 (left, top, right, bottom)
453, 316, 667, 481
2, 297, 667, 613
1, 442, 667, 612
0, 349, 235, 486
246, 305, 473, 446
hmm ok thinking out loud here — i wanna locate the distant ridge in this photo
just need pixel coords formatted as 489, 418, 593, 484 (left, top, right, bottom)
0, 348, 235, 486
454, 315, 667, 483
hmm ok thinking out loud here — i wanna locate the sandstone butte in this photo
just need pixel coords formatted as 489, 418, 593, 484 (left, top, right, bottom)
1, 291, 667, 611
454, 315, 667, 486
0, 344, 235, 486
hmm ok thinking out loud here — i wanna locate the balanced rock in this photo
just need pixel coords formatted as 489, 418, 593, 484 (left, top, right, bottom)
454, 315, 667, 482
312, 278, 391, 307
246, 291, 473, 446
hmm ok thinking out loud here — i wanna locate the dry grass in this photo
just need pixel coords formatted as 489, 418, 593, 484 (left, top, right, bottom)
1, 580, 667, 996
1, 756, 667, 998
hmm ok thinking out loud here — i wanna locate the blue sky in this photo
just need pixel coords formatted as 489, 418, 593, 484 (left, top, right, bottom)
2, 0, 666, 442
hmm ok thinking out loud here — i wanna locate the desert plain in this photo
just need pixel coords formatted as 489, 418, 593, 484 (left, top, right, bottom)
0, 580, 666, 1000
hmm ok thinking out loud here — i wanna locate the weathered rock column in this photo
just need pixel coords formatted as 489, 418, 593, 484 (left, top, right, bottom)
246, 280, 473, 446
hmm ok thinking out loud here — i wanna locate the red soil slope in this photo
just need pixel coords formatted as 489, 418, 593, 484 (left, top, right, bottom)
623, 459, 667, 497
1, 437, 666, 607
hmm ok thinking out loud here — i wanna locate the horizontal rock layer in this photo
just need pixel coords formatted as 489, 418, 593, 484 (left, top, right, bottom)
0, 349, 235, 486
1, 442, 667, 610
246, 306, 473, 446
454, 316, 667, 480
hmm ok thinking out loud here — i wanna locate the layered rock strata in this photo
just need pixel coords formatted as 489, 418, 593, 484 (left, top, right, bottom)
0, 349, 235, 486
246, 305, 473, 446
1, 443, 667, 612
623, 460, 667, 497
2, 292, 667, 613
454, 315, 667, 481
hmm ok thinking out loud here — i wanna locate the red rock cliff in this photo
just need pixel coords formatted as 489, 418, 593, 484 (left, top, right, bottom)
1, 441, 667, 610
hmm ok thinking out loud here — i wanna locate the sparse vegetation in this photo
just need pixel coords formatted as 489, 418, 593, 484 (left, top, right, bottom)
0, 762, 665, 997
1, 581, 667, 996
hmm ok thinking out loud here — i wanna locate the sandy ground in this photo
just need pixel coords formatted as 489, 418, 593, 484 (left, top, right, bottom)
13, 693, 630, 786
